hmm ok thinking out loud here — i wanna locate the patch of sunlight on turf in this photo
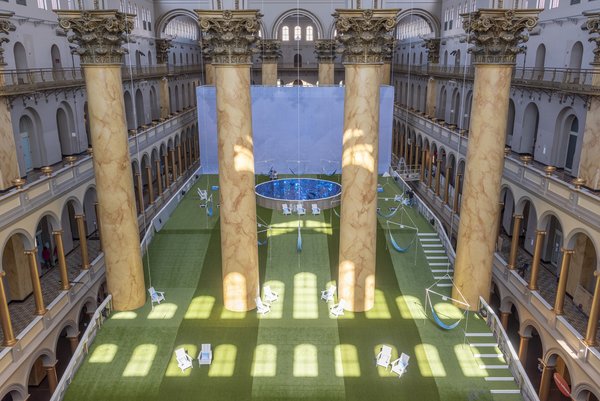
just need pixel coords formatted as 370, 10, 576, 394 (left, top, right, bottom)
293, 272, 318, 319
374, 344, 398, 377
165, 344, 197, 377
335, 344, 361, 377
185, 296, 215, 319
123, 344, 157, 377
89, 344, 118, 363
220, 309, 247, 319
262, 281, 284, 319
433, 302, 464, 320
209, 344, 237, 377
454, 343, 486, 377
148, 303, 178, 319
396, 295, 426, 320
302, 219, 332, 234
415, 344, 446, 377
366, 289, 391, 319
251, 344, 277, 377
112, 311, 137, 320
293, 344, 318, 377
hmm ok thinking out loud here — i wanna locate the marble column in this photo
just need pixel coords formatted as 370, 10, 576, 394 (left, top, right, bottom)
507, 214, 523, 270
177, 145, 183, 177
0, 13, 20, 191
24, 249, 46, 315
67, 335, 79, 354
419, 149, 426, 181
553, 248, 574, 315
584, 272, 600, 346
453, 173, 462, 213
163, 153, 170, 187
197, 9, 261, 312
427, 154, 434, 189
155, 160, 163, 196
408, 139, 415, 167
135, 173, 144, 213
381, 60, 391, 85
315, 40, 337, 86
75, 214, 90, 269
434, 160, 442, 196
52, 231, 70, 291
93, 202, 102, 251
538, 363, 555, 401
415, 145, 420, 169
170, 149, 176, 182
155, 38, 172, 120
334, 8, 399, 312
528, 230, 546, 290
452, 9, 540, 309
44, 364, 58, 394
517, 334, 530, 366
258, 40, 281, 85
0, 271, 16, 346
56, 10, 146, 310
422, 38, 440, 117
145, 165, 154, 204
500, 311, 509, 330
443, 166, 451, 205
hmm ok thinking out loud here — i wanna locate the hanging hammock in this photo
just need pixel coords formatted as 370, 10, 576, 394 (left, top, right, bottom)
386, 221, 417, 253
206, 195, 214, 217
297, 223, 302, 252
289, 167, 297, 175
332, 207, 340, 218
425, 283, 470, 331
428, 301, 463, 330
377, 206, 402, 219
321, 167, 337, 176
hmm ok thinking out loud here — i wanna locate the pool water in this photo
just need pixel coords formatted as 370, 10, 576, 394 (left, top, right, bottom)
256, 178, 341, 201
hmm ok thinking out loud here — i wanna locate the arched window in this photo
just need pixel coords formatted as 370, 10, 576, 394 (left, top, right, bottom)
294, 26, 302, 41
282, 26, 289, 41
306, 26, 314, 41
565, 117, 578, 171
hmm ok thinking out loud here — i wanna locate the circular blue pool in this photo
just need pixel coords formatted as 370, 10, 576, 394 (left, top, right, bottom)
255, 178, 342, 210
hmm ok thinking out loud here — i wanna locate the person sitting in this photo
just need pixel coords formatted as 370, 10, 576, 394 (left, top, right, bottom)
518, 262, 530, 278
42, 243, 52, 270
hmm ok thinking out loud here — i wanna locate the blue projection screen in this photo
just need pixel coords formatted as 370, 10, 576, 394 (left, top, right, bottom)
197, 86, 393, 175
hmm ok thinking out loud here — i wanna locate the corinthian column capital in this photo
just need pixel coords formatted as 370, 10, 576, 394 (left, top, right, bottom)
314, 39, 337, 63
257, 39, 282, 63
56, 10, 134, 65
333, 8, 400, 64
461, 8, 541, 65
196, 9, 262, 65
155, 38, 173, 65
0, 11, 16, 66
421, 38, 440, 64
583, 11, 600, 65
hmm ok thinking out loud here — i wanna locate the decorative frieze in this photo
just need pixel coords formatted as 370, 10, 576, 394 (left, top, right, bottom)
257, 39, 281, 63
56, 10, 134, 65
421, 38, 440, 65
314, 39, 337, 63
155, 38, 172, 65
196, 9, 262, 65
333, 8, 399, 64
0, 12, 16, 66
461, 8, 540, 65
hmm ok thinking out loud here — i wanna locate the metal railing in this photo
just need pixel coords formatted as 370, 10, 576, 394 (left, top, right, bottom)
49, 295, 113, 401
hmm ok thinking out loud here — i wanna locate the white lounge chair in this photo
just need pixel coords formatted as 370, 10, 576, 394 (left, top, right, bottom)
311, 204, 321, 215
263, 285, 278, 303
175, 348, 193, 373
282, 204, 292, 215
256, 297, 271, 315
198, 343, 212, 365
321, 285, 336, 302
390, 353, 410, 377
393, 194, 404, 202
330, 298, 347, 317
197, 188, 208, 201
297, 204, 306, 216
148, 287, 165, 307
376, 345, 393, 369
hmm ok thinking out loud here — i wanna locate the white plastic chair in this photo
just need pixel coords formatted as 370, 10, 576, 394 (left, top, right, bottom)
282, 204, 292, 215
263, 285, 278, 303
148, 287, 165, 307
175, 348, 193, 373
330, 298, 347, 317
255, 297, 271, 315
390, 353, 410, 377
197, 188, 208, 201
376, 345, 393, 369
321, 285, 336, 302
311, 204, 321, 215
198, 343, 212, 365
297, 204, 306, 216
393, 194, 404, 202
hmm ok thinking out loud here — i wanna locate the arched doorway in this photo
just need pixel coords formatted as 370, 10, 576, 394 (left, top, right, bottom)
521, 102, 539, 156
294, 53, 302, 67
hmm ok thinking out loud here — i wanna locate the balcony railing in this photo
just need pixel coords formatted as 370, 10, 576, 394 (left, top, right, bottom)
0, 64, 203, 95
393, 64, 600, 94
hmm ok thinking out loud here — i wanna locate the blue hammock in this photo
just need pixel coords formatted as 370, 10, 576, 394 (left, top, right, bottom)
322, 168, 337, 176
332, 207, 340, 218
429, 301, 462, 330
297, 225, 302, 252
206, 201, 213, 217
388, 229, 412, 253
258, 239, 267, 246
377, 206, 401, 219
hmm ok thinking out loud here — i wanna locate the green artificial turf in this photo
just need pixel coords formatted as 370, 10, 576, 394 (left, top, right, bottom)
63, 174, 522, 401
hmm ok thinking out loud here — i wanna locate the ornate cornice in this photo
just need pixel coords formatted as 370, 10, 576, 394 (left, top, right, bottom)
155, 38, 172, 65
333, 8, 400, 65
582, 11, 600, 65
55, 10, 134, 65
314, 39, 337, 63
421, 38, 440, 65
461, 8, 541, 65
257, 39, 281, 63
0, 12, 16, 66
195, 9, 262, 65
383, 38, 397, 63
